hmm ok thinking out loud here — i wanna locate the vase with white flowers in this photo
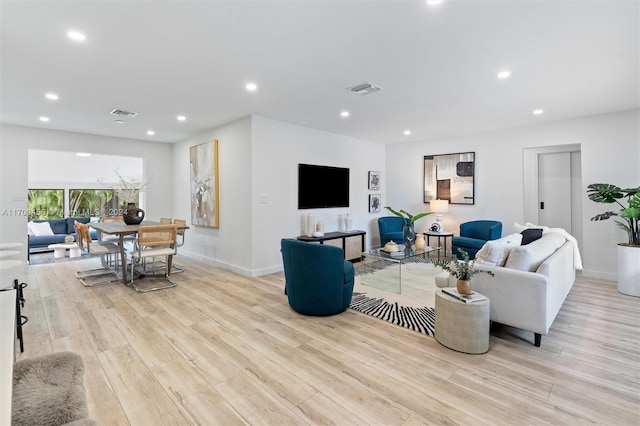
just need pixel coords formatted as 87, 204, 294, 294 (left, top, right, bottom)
434, 249, 494, 295
98, 169, 148, 224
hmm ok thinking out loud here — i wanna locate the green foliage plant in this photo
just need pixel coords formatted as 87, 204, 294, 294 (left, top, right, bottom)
384, 206, 432, 224
434, 249, 495, 281
587, 183, 640, 246
69, 189, 118, 217
27, 189, 64, 220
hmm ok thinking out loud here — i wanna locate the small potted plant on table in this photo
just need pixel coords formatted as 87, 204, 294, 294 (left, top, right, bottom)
434, 249, 494, 295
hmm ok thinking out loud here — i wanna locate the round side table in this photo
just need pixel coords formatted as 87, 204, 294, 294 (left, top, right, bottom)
424, 231, 454, 258
435, 290, 490, 354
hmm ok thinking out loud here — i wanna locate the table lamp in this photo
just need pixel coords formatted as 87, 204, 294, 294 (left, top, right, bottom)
429, 199, 449, 233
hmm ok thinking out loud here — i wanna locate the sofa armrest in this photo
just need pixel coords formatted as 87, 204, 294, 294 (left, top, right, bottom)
466, 265, 551, 335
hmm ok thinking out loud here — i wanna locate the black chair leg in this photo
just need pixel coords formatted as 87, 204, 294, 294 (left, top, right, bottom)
14, 279, 28, 353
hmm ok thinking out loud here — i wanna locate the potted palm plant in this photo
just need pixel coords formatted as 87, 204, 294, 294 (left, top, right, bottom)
587, 183, 640, 296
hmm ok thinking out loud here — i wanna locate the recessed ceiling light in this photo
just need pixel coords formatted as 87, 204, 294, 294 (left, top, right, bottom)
45, 93, 59, 101
115, 120, 125, 124
497, 70, 511, 80
245, 82, 257, 92
76, 152, 91, 157
67, 30, 86, 42
39, 116, 50, 122
403, 130, 411, 135
146, 130, 155, 136
533, 109, 544, 115
340, 111, 350, 117
426, 0, 444, 5
177, 115, 186, 121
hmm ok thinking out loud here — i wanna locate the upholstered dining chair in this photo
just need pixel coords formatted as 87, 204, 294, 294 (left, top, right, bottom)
129, 224, 177, 293
74, 221, 122, 286
280, 238, 354, 316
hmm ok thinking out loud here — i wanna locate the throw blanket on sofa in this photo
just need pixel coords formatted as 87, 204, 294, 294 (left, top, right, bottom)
514, 222, 583, 270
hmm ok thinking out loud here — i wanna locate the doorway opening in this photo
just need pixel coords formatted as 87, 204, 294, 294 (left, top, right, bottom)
522, 144, 582, 255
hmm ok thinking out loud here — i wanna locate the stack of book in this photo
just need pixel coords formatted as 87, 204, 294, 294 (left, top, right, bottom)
380, 248, 405, 258
441, 288, 487, 303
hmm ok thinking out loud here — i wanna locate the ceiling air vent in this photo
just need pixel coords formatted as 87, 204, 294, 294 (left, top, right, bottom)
109, 109, 138, 118
346, 82, 383, 95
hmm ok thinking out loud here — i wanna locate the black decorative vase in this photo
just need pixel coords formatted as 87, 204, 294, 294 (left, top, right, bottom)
402, 221, 416, 248
123, 203, 145, 225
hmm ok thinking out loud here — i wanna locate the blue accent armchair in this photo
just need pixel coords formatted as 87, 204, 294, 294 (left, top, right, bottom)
280, 239, 355, 316
451, 220, 503, 259
378, 216, 406, 247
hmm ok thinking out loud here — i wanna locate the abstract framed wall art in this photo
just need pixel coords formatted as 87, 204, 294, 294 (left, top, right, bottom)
423, 152, 475, 205
190, 140, 220, 227
369, 194, 381, 212
368, 171, 380, 190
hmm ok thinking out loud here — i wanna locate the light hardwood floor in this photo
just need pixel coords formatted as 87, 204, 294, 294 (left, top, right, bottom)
16, 255, 640, 425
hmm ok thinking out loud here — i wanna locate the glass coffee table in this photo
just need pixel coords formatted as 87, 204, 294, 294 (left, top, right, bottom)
362, 245, 440, 294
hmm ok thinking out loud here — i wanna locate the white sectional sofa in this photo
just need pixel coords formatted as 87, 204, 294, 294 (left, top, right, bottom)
437, 230, 578, 347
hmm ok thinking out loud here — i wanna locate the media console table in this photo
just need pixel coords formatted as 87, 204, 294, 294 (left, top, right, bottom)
297, 230, 366, 262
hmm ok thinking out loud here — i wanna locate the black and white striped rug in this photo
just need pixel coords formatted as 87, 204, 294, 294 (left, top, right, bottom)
349, 292, 436, 337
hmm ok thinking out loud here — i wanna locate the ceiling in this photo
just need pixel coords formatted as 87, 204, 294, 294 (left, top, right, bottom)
1, 0, 638, 144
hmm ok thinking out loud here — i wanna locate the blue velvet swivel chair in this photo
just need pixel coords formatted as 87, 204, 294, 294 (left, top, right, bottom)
451, 220, 502, 259
280, 239, 354, 316
378, 216, 405, 247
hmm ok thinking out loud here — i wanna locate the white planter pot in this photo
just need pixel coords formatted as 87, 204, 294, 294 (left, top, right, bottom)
618, 244, 640, 297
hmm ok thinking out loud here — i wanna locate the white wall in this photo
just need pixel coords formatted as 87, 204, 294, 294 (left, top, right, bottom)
0, 124, 174, 249
173, 115, 386, 277
28, 151, 143, 187
172, 116, 254, 275
3, 110, 636, 279
386, 109, 640, 280
251, 115, 386, 274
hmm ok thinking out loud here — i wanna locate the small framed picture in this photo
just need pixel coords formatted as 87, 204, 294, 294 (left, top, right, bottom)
368, 171, 380, 190
369, 194, 381, 213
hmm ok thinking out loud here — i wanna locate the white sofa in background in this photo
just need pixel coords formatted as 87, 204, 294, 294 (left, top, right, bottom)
437, 231, 578, 347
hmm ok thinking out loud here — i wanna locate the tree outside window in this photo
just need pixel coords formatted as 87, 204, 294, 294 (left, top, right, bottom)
27, 189, 64, 220
69, 189, 122, 217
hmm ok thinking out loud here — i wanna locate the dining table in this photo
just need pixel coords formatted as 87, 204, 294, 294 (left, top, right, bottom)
90, 220, 188, 284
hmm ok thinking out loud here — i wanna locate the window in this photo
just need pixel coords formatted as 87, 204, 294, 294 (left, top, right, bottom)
27, 189, 64, 220
69, 189, 122, 217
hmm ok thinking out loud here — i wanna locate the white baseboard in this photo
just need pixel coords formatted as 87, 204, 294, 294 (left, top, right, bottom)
580, 269, 616, 282
180, 250, 282, 278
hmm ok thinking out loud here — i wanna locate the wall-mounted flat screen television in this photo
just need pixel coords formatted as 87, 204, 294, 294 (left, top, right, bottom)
298, 163, 349, 209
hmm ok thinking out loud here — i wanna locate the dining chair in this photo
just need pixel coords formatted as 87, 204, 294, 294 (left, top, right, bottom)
98, 216, 136, 266
129, 224, 177, 293
170, 218, 187, 273
160, 217, 172, 224
74, 221, 122, 286
145, 219, 187, 273
100, 216, 137, 241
